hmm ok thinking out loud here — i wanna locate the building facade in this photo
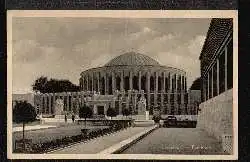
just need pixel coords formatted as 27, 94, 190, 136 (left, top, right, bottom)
197, 18, 233, 154
34, 52, 199, 118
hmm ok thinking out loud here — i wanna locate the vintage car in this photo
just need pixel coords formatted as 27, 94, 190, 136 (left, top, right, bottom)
163, 115, 177, 127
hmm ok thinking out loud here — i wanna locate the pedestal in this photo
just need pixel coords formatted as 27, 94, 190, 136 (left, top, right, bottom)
145, 111, 149, 120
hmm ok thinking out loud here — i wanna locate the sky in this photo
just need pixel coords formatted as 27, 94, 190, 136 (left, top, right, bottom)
12, 17, 211, 94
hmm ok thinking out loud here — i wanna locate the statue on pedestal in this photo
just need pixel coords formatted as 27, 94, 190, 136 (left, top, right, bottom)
137, 95, 146, 115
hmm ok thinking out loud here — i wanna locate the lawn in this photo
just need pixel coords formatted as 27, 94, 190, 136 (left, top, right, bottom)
12, 123, 109, 149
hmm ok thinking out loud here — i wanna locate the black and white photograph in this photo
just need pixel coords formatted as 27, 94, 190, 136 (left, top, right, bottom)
7, 10, 238, 160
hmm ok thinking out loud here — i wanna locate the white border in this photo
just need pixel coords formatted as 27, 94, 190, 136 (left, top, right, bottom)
7, 10, 238, 160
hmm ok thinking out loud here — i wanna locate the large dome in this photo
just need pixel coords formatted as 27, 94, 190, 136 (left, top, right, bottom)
105, 52, 160, 66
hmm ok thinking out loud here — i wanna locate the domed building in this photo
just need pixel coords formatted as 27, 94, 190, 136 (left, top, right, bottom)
35, 52, 192, 119
79, 52, 188, 115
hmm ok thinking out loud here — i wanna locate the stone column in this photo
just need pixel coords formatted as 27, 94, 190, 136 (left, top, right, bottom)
67, 93, 70, 112
71, 93, 74, 113
181, 75, 184, 115
217, 59, 220, 96
155, 72, 158, 93
139, 71, 142, 91
155, 72, 158, 107
97, 73, 100, 93
174, 74, 178, 115
129, 71, 132, 90
225, 46, 228, 91
91, 73, 94, 92
146, 72, 150, 109
147, 72, 150, 93
112, 72, 115, 94
168, 73, 172, 115
163, 72, 166, 93
120, 71, 124, 91
211, 66, 214, 98
208, 72, 210, 99
48, 94, 52, 114
86, 75, 89, 91
104, 73, 107, 95
53, 93, 56, 114
44, 94, 47, 114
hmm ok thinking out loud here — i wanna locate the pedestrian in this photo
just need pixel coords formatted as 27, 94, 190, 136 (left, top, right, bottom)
72, 114, 75, 123
64, 114, 67, 123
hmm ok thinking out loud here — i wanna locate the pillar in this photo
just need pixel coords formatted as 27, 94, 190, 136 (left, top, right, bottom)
155, 72, 158, 107
163, 72, 166, 93
112, 72, 115, 94
211, 66, 214, 98
97, 73, 100, 93
225, 46, 228, 91
48, 94, 52, 114
207, 72, 210, 99
174, 74, 178, 115
168, 73, 172, 115
146, 72, 150, 109
120, 71, 124, 91
180, 75, 184, 114
67, 93, 69, 112
129, 71, 132, 90
53, 93, 56, 114
139, 71, 142, 91
71, 94, 74, 113
104, 73, 107, 95
217, 59, 220, 95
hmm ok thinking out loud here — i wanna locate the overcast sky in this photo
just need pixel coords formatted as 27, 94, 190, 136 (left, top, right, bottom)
12, 17, 211, 94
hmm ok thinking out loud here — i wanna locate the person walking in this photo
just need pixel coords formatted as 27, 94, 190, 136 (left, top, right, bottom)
64, 114, 67, 123
72, 114, 75, 123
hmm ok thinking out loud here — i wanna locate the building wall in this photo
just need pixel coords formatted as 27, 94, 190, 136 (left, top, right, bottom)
198, 18, 234, 154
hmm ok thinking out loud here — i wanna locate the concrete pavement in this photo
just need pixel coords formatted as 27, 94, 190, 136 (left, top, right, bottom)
121, 128, 224, 155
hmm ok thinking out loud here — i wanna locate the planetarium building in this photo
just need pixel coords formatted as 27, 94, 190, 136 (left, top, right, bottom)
35, 52, 191, 118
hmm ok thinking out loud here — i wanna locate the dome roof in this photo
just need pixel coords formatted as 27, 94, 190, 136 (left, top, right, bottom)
105, 52, 160, 66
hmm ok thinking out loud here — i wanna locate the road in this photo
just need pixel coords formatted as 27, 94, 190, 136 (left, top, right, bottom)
121, 128, 224, 155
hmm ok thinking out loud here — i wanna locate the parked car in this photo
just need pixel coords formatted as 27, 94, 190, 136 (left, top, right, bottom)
163, 116, 177, 127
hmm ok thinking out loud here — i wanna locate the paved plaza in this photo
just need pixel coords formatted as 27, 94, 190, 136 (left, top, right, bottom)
49, 127, 148, 154
121, 128, 224, 154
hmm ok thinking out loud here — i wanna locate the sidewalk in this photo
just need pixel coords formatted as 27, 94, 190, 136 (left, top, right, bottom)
49, 127, 149, 154
13, 125, 56, 132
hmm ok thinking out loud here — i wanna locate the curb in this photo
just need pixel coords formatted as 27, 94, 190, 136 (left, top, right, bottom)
98, 125, 158, 154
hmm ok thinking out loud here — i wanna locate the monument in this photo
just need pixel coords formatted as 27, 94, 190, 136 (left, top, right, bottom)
137, 95, 149, 120
54, 98, 64, 119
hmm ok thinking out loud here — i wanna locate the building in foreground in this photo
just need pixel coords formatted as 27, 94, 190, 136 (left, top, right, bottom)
30, 52, 199, 119
197, 18, 233, 154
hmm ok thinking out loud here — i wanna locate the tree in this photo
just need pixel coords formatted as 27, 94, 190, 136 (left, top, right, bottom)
32, 76, 80, 93
190, 77, 201, 90
13, 101, 37, 149
79, 104, 93, 127
122, 108, 130, 118
106, 106, 117, 120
